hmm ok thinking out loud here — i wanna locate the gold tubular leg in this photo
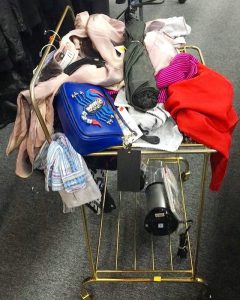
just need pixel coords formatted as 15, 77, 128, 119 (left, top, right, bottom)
115, 192, 122, 270
151, 235, 155, 270
168, 159, 176, 272
81, 206, 96, 278
133, 193, 137, 270
169, 234, 174, 271
177, 159, 194, 274
193, 153, 209, 278
95, 171, 108, 270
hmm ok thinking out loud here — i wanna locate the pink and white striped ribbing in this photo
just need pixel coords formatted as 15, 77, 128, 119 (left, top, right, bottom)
155, 53, 199, 103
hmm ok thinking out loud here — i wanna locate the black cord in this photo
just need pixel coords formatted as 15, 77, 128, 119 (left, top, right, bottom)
177, 220, 193, 259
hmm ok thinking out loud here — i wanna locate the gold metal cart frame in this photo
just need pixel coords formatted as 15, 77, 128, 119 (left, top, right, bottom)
29, 6, 215, 299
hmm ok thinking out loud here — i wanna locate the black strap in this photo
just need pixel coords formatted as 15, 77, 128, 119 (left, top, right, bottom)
140, 134, 160, 144
103, 89, 137, 137
177, 220, 193, 259
64, 57, 105, 75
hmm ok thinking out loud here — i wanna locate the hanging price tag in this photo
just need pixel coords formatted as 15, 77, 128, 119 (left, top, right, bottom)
117, 149, 141, 192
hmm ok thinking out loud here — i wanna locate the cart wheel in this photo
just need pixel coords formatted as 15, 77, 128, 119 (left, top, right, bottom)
80, 288, 92, 300
181, 171, 190, 182
178, 0, 187, 3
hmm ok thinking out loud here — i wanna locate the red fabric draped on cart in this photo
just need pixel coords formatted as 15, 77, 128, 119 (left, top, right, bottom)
165, 63, 238, 191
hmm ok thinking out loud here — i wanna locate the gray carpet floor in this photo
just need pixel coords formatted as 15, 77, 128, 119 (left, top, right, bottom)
1, 0, 240, 299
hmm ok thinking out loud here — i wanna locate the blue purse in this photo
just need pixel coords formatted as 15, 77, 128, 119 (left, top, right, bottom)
55, 82, 123, 155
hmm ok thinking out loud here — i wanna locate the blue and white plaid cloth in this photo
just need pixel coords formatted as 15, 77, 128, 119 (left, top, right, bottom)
45, 133, 87, 192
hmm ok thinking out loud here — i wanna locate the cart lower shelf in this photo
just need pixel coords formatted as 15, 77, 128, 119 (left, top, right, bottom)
79, 153, 213, 299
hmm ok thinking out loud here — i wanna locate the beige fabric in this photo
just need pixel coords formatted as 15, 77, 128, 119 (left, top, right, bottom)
6, 12, 126, 178
144, 32, 177, 75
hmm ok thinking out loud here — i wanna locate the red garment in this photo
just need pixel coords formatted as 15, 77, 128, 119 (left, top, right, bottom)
165, 63, 238, 191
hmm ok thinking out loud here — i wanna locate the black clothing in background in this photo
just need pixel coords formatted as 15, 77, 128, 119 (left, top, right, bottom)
72, 0, 110, 15
0, 0, 110, 129
0, 0, 110, 82
41, 0, 75, 36
0, 0, 25, 67
17, 0, 42, 32
0, 0, 75, 128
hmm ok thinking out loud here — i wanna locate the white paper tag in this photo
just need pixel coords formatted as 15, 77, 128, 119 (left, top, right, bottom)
114, 88, 130, 107
117, 106, 142, 143
59, 50, 75, 69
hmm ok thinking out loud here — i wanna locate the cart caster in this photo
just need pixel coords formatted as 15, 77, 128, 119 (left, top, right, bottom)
80, 288, 92, 300
180, 158, 191, 182
178, 0, 187, 3
181, 170, 190, 182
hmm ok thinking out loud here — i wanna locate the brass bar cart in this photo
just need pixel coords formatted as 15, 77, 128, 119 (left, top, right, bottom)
29, 6, 215, 300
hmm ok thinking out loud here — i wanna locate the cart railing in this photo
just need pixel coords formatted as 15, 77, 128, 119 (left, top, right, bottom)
28, 7, 214, 300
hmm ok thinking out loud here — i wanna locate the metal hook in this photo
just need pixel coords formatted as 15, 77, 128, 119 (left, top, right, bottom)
44, 29, 61, 42
39, 44, 57, 57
